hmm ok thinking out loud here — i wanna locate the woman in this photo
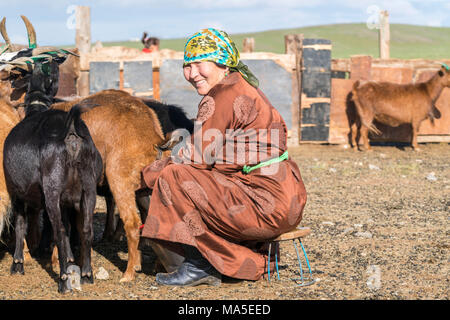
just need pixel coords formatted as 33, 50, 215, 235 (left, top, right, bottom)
140, 28, 307, 287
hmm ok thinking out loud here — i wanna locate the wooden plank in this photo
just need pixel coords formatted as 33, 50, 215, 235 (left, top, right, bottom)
89, 61, 120, 94
417, 135, 450, 143
153, 67, 160, 101
271, 227, 311, 241
123, 61, 153, 95
332, 59, 351, 73
350, 55, 372, 80
160, 59, 201, 119
238, 59, 295, 129
329, 78, 355, 144
119, 69, 124, 90
371, 66, 413, 84
418, 88, 450, 135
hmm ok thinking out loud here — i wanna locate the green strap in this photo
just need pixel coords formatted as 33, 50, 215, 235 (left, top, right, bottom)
242, 151, 289, 174
442, 63, 450, 71
0, 44, 9, 55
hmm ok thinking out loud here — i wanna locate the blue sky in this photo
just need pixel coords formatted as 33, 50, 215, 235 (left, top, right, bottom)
1, 0, 449, 46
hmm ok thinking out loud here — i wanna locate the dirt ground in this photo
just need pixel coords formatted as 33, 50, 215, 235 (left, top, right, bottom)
0, 143, 448, 300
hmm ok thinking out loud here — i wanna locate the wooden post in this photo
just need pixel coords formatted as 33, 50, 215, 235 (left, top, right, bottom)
243, 38, 254, 53
350, 55, 372, 80
153, 67, 160, 101
379, 10, 390, 59
76, 6, 91, 96
285, 34, 303, 146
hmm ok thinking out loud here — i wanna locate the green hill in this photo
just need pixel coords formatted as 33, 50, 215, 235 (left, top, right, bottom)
102, 23, 450, 60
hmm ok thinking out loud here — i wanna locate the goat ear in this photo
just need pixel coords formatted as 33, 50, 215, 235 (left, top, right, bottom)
48, 60, 60, 96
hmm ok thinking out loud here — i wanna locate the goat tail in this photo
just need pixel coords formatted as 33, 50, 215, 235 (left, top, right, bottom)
0, 191, 12, 243
63, 102, 98, 161
63, 102, 98, 139
367, 123, 382, 135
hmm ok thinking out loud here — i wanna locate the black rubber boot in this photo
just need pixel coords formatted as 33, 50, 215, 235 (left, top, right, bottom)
156, 245, 221, 287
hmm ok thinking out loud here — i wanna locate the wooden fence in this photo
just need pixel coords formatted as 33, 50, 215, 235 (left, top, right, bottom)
56, 41, 450, 146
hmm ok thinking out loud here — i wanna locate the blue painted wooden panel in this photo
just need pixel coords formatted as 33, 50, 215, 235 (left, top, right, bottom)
89, 62, 120, 94
160, 59, 294, 128
123, 61, 153, 94
159, 59, 201, 119
301, 38, 331, 142
242, 60, 293, 129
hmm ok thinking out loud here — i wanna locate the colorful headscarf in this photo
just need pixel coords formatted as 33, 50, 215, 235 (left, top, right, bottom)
184, 28, 259, 88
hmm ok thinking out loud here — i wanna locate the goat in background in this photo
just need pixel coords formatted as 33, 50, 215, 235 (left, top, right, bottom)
351, 64, 450, 151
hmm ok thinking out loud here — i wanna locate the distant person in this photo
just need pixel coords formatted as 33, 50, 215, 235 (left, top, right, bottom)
141, 32, 160, 53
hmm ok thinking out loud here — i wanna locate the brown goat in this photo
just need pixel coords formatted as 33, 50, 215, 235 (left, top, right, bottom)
0, 98, 20, 237
52, 89, 165, 282
351, 65, 450, 151
0, 88, 37, 263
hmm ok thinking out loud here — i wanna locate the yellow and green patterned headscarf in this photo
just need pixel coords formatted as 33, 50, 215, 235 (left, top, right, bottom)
184, 28, 259, 88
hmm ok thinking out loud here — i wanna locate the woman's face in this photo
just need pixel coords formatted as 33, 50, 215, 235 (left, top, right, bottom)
183, 61, 228, 95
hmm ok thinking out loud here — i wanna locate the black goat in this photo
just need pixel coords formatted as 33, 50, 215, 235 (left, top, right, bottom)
3, 60, 102, 293
142, 98, 194, 137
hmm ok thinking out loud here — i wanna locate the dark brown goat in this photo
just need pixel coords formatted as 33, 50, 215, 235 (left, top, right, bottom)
52, 90, 165, 282
351, 65, 450, 151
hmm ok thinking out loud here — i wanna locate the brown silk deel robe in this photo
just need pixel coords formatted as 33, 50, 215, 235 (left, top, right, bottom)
141, 72, 307, 281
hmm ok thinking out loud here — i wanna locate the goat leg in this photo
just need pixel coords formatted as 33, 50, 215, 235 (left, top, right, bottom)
360, 126, 372, 151
62, 207, 76, 264
136, 188, 150, 223
23, 239, 32, 264
350, 122, 359, 151
36, 210, 52, 257
42, 179, 72, 293
110, 190, 150, 242
24, 207, 40, 262
102, 192, 117, 242
77, 188, 96, 284
112, 218, 126, 242
108, 178, 142, 282
411, 122, 421, 151
10, 200, 26, 275
50, 213, 71, 294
